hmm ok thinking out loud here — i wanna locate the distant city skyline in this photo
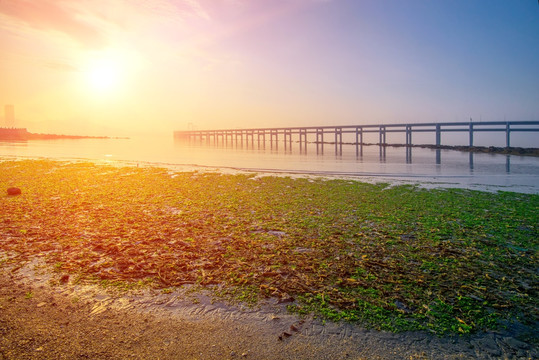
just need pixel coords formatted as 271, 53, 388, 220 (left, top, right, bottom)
1, 1, 538, 137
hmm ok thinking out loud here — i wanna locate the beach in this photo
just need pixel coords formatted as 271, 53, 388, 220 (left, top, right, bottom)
1, 159, 537, 359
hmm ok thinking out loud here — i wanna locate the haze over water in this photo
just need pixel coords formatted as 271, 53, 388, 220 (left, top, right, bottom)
1, 136, 538, 194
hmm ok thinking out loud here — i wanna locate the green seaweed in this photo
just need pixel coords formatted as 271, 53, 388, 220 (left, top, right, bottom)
0, 159, 537, 335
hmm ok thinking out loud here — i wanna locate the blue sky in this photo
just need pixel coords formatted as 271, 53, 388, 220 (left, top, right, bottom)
1, 0, 538, 135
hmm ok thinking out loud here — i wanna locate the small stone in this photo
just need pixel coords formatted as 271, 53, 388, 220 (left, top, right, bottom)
277, 296, 294, 304
395, 300, 414, 314
7, 187, 21, 196
35, 347, 43, 351
37, 302, 47, 308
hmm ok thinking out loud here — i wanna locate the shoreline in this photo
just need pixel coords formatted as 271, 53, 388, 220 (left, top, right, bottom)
2, 154, 538, 195
0, 127, 126, 140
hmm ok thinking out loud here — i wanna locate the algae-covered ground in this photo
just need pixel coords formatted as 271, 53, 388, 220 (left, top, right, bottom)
1, 159, 537, 337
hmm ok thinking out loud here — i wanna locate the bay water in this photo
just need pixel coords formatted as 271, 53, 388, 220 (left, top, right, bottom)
1, 136, 538, 193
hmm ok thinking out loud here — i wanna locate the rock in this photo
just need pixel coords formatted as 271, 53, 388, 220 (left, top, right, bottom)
395, 300, 414, 314
37, 302, 47, 308
7, 187, 22, 196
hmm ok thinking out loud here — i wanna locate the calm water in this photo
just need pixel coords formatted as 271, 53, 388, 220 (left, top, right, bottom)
1, 136, 538, 193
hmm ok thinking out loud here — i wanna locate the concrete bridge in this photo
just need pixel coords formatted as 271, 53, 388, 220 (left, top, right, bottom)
175, 121, 539, 156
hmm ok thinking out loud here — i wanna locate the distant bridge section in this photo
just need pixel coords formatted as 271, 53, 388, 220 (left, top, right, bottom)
175, 121, 539, 155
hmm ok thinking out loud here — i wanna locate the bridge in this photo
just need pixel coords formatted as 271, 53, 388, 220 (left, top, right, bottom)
174, 121, 539, 156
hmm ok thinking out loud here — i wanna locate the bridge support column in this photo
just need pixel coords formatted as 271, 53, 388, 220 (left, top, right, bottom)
316, 128, 324, 154
406, 125, 412, 146
469, 123, 474, 147
299, 129, 307, 153
506, 123, 511, 148
270, 130, 278, 150
355, 127, 363, 157
405, 125, 412, 163
335, 127, 342, 155
435, 124, 441, 146
284, 129, 292, 151
379, 126, 386, 159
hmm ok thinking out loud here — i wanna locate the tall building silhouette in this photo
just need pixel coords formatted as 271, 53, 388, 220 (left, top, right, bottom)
5, 105, 15, 127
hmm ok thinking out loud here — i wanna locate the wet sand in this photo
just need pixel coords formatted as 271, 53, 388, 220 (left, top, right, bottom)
1, 261, 535, 360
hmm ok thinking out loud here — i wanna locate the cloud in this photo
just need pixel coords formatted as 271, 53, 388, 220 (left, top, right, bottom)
0, 0, 108, 48
0, 0, 215, 49
43, 60, 79, 72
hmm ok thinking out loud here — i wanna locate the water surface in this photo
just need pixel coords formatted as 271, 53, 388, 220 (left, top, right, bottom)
1, 136, 538, 193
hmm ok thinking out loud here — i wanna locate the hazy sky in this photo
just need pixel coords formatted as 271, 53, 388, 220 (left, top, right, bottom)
1, 0, 538, 136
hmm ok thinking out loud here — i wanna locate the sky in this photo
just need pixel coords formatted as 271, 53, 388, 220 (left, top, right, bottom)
1, 0, 538, 137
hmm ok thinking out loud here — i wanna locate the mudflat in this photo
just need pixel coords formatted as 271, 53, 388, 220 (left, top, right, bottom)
2, 266, 536, 360
1, 159, 537, 359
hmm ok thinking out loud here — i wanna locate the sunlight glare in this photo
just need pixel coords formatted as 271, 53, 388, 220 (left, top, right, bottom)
86, 58, 122, 93
81, 49, 143, 96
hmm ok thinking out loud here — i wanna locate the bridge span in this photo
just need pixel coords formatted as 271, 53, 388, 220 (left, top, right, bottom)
175, 121, 539, 156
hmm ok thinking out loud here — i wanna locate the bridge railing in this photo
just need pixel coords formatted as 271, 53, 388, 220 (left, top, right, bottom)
175, 120, 539, 150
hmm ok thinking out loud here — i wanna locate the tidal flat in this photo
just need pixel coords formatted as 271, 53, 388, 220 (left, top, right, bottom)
1, 159, 537, 338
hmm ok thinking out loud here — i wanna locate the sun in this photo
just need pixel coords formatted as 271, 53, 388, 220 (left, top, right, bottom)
79, 48, 143, 97
85, 58, 122, 93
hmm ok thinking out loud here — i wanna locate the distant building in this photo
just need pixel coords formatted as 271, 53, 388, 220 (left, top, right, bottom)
5, 105, 15, 127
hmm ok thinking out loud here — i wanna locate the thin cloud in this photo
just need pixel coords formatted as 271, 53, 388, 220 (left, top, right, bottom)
43, 60, 79, 72
0, 0, 108, 48
0, 0, 213, 49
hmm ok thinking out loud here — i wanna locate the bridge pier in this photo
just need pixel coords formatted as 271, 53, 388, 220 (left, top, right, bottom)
506, 123, 511, 148
379, 126, 386, 159
174, 121, 539, 155
270, 129, 278, 150
316, 128, 324, 154
284, 129, 292, 151
335, 127, 342, 155
355, 127, 363, 157
299, 128, 307, 153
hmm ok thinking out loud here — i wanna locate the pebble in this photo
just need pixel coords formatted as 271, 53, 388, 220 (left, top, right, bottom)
7, 187, 22, 196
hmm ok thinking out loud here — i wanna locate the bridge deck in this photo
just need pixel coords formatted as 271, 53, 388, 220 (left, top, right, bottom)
175, 121, 539, 151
